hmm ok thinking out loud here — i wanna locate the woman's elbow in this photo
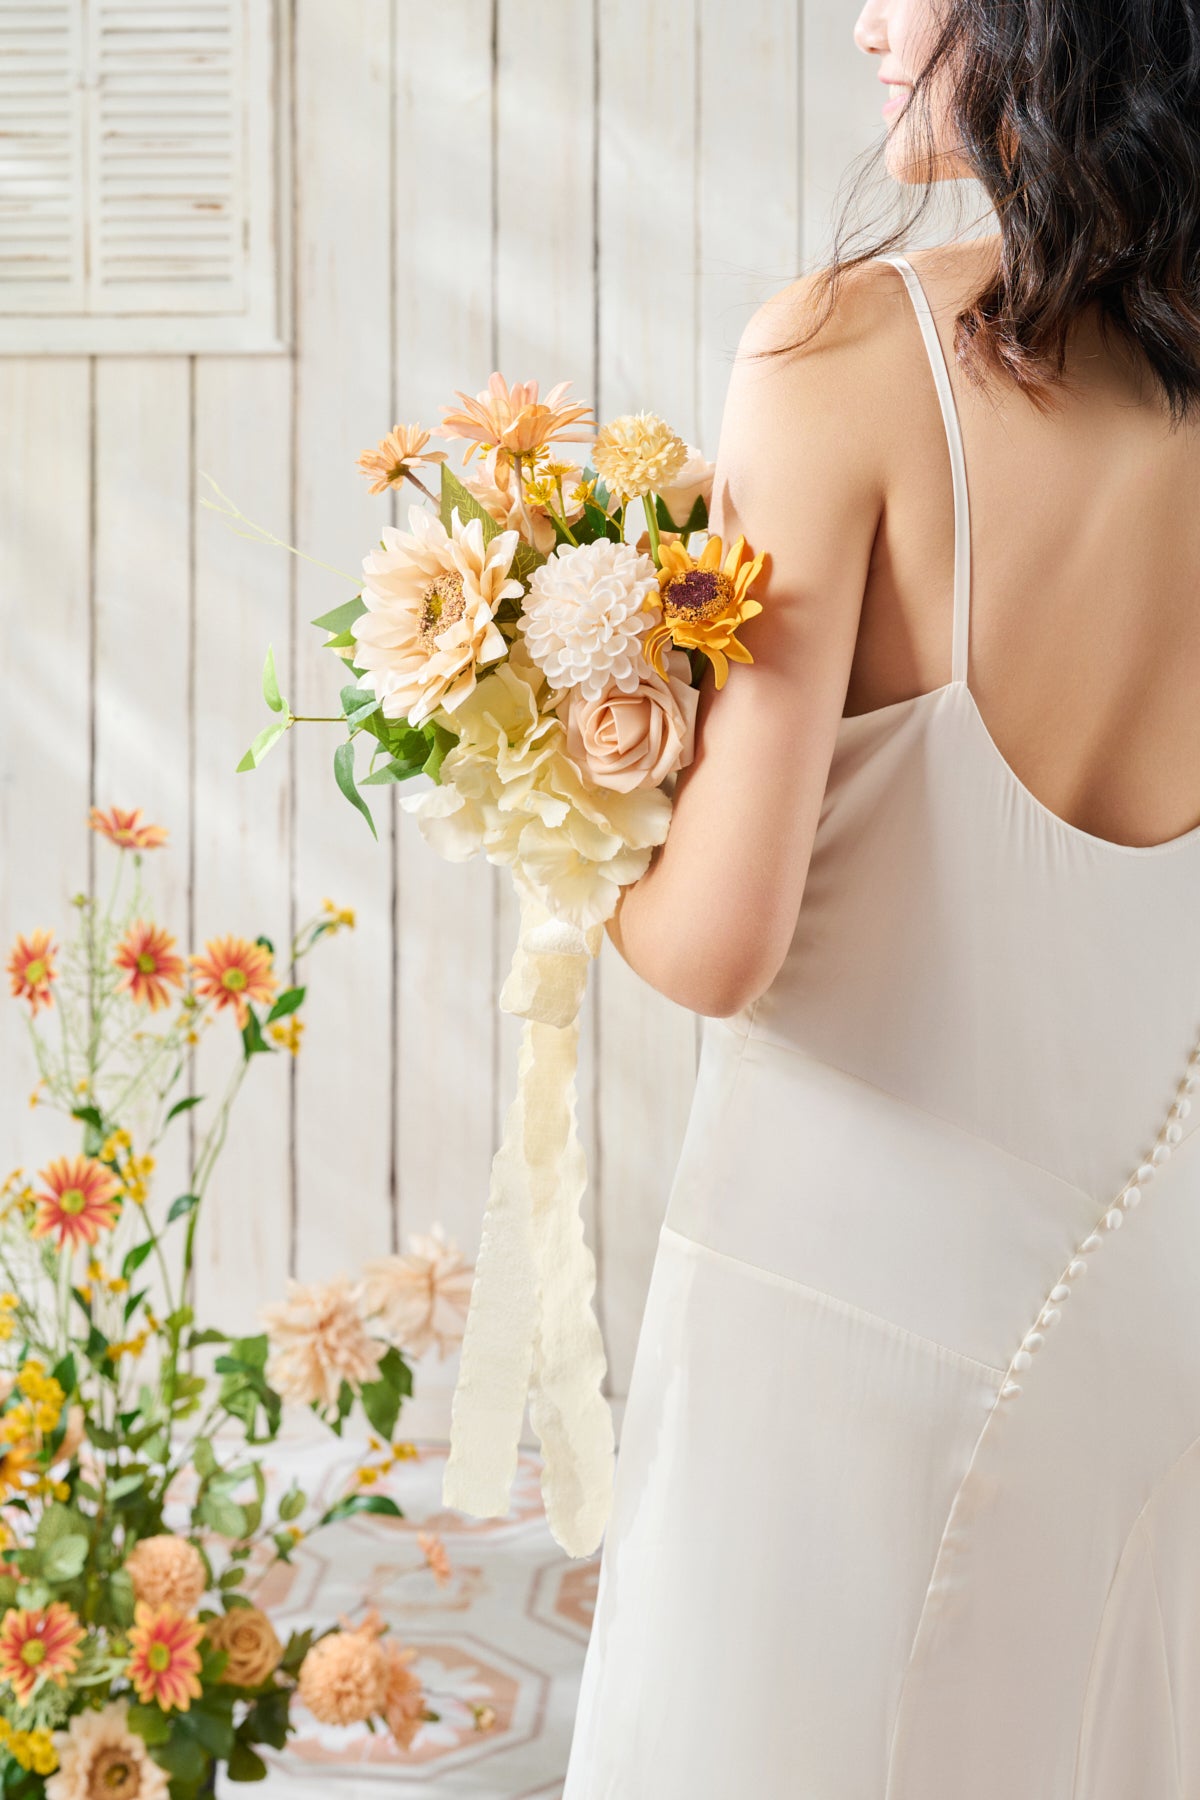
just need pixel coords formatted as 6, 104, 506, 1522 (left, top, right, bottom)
660, 946, 778, 1020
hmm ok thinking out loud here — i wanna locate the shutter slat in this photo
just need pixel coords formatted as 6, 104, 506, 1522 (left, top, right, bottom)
0, 0, 82, 311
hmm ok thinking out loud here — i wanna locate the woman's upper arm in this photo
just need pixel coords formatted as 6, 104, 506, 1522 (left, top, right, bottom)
605, 268, 892, 1017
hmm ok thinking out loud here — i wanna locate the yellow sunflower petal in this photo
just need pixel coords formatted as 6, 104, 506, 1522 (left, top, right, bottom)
699, 535, 723, 571
657, 539, 694, 577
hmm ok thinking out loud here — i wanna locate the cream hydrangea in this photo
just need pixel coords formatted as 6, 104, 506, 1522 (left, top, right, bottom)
350, 504, 523, 727
519, 538, 661, 702
592, 410, 688, 501
398, 641, 670, 929
47, 1699, 169, 1800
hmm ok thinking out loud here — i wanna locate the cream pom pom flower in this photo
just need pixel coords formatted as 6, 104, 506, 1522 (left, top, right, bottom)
592, 410, 688, 501
398, 642, 671, 928
297, 1626, 388, 1727
123, 1534, 207, 1612
47, 1698, 170, 1800
360, 1223, 474, 1360
350, 503, 524, 728
519, 538, 661, 702
260, 1275, 385, 1408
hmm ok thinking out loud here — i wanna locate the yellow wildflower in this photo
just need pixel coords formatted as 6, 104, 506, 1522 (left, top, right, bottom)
0, 1294, 19, 1342
269, 1016, 305, 1055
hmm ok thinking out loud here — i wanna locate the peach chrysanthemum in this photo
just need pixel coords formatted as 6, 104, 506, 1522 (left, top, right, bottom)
113, 921, 186, 1012
7, 930, 58, 1014
204, 1606, 282, 1688
32, 1155, 122, 1253
260, 1274, 385, 1408
417, 1529, 452, 1587
381, 1639, 427, 1749
87, 807, 169, 851
123, 1535, 207, 1612
350, 504, 522, 730
360, 1224, 474, 1360
439, 371, 594, 467
188, 935, 276, 1030
297, 1626, 387, 1727
0, 1602, 85, 1704
47, 1697, 170, 1800
645, 531, 767, 689
357, 422, 448, 495
125, 1604, 204, 1713
591, 410, 688, 502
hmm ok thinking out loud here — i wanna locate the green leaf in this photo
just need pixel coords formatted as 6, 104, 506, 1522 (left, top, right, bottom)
340, 684, 381, 728
261, 643, 284, 713
655, 490, 708, 534
319, 1492, 404, 1526
244, 1684, 291, 1746
360, 757, 423, 787
42, 1532, 88, 1581
359, 1374, 400, 1441
265, 985, 305, 1023
333, 738, 378, 840
422, 720, 457, 783
109, 1567, 136, 1626
440, 463, 498, 542
277, 1483, 306, 1522
227, 1743, 269, 1781
196, 1490, 249, 1539
121, 1241, 155, 1280
167, 1192, 200, 1225
127, 1701, 172, 1746
50, 1351, 77, 1395
240, 1007, 272, 1059
186, 1327, 229, 1350
193, 1436, 218, 1479
165, 1094, 204, 1124
237, 716, 289, 773
511, 538, 547, 582
310, 594, 367, 633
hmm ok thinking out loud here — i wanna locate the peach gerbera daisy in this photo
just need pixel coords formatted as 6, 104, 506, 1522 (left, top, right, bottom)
125, 1603, 204, 1713
7, 930, 58, 1014
439, 372, 594, 467
88, 807, 169, 851
113, 921, 186, 1012
644, 532, 767, 689
357, 423, 448, 495
31, 1155, 122, 1252
0, 1602, 85, 1703
188, 935, 276, 1029
46, 1698, 170, 1800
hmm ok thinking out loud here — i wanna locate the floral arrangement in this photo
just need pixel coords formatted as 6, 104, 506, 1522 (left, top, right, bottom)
229, 374, 769, 1558
0, 809, 478, 1795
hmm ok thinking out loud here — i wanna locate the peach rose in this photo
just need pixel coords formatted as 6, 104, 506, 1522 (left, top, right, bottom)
205, 1606, 282, 1688
560, 648, 698, 793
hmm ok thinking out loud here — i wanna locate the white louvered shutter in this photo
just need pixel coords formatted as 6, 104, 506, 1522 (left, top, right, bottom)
0, 0, 287, 351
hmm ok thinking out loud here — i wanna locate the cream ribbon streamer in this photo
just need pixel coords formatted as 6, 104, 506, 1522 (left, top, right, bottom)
441, 887, 614, 1558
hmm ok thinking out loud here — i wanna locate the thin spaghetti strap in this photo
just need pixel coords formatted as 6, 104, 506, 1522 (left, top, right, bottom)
878, 255, 972, 686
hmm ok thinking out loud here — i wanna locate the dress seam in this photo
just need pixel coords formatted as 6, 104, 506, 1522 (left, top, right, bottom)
658, 1220, 1008, 1380
1140, 1517, 1185, 1800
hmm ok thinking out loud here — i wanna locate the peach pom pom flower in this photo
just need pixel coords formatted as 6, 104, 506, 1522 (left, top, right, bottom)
297, 1623, 388, 1727
123, 1535, 207, 1612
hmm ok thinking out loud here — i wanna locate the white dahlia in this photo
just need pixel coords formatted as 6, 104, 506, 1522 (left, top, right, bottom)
351, 503, 524, 728
519, 538, 661, 702
48, 1698, 170, 1800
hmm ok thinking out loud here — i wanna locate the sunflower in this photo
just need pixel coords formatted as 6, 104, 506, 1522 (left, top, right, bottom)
0, 1602, 86, 1704
125, 1604, 204, 1713
188, 935, 277, 1029
112, 921, 186, 1012
439, 372, 594, 467
87, 807, 169, 851
31, 1155, 122, 1252
356, 423, 448, 495
644, 533, 767, 689
6, 930, 58, 1014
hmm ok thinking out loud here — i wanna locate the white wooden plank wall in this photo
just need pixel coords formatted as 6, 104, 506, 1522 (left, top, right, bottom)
0, 0, 883, 1436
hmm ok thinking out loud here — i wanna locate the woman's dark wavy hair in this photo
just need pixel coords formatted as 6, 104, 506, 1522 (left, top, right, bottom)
770, 0, 1200, 424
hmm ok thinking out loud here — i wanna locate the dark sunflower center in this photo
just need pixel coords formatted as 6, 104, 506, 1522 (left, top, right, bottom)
420, 572, 466, 642
661, 568, 734, 624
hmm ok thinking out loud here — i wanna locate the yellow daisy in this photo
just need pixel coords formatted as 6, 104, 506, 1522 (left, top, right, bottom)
644, 533, 767, 689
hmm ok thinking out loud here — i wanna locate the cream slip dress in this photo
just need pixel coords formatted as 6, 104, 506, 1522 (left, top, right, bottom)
561, 253, 1200, 1799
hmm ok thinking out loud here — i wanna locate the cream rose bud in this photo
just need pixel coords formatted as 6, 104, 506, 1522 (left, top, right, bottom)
656, 445, 715, 526
562, 650, 699, 793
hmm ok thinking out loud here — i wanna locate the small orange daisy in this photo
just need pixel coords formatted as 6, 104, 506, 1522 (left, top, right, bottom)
31, 1154, 122, 1252
113, 921, 186, 1011
356, 422, 447, 495
645, 532, 767, 689
125, 1603, 205, 1712
417, 1529, 452, 1587
88, 806, 169, 851
6, 930, 58, 1014
188, 935, 277, 1029
0, 1602, 86, 1703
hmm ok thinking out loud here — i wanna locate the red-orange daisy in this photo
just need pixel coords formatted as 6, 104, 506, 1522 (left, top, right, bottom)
0, 1601, 86, 1703
88, 806, 169, 851
113, 921, 186, 1011
188, 935, 277, 1029
31, 1154, 122, 1252
6, 930, 58, 1014
125, 1603, 204, 1712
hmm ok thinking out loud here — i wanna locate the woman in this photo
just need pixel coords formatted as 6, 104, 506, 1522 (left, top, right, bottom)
563, 0, 1200, 1794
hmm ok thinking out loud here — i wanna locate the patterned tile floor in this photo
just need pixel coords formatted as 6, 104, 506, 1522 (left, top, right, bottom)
208, 1426, 597, 1800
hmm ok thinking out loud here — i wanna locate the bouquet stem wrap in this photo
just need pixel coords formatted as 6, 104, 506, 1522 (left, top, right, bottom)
441, 888, 613, 1558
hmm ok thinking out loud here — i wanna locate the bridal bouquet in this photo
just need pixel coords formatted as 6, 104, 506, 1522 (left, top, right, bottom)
0, 810, 475, 1794
231, 375, 768, 1557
